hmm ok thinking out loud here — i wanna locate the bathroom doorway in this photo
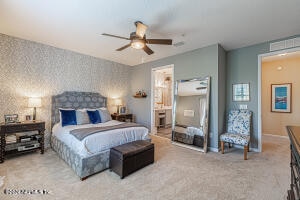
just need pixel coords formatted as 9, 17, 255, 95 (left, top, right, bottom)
151, 64, 174, 139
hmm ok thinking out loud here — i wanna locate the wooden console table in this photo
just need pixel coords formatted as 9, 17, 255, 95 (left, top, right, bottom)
111, 114, 133, 122
287, 126, 300, 200
0, 121, 45, 163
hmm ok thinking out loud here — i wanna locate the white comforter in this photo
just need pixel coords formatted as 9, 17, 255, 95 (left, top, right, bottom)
52, 120, 149, 157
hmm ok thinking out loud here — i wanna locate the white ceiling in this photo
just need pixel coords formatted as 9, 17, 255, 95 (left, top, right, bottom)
1, 0, 300, 66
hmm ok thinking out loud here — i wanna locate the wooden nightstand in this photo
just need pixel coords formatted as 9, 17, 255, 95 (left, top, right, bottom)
111, 114, 133, 122
0, 121, 45, 163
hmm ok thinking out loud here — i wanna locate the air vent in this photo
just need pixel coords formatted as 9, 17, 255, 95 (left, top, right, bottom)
270, 37, 300, 51
173, 41, 185, 47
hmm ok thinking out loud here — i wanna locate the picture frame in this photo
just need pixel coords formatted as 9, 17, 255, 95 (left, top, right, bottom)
271, 83, 292, 113
119, 106, 127, 114
232, 83, 250, 102
4, 114, 19, 124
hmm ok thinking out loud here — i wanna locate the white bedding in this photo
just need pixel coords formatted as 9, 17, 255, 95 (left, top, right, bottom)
52, 120, 149, 157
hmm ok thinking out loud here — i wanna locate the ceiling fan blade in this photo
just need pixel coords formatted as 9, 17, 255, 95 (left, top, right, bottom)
146, 39, 172, 45
143, 45, 154, 55
135, 21, 148, 38
102, 33, 130, 40
116, 44, 131, 51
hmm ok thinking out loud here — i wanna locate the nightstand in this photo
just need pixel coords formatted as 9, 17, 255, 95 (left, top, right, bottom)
0, 121, 45, 163
111, 114, 133, 122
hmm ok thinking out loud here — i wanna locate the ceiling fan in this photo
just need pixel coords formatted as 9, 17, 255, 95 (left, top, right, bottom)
102, 21, 172, 55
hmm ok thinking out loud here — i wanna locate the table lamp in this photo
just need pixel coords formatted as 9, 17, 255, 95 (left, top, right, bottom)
114, 98, 122, 114
28, 97, 41, 121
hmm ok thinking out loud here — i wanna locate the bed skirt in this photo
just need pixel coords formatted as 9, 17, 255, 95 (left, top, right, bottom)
51, 135, 110, 180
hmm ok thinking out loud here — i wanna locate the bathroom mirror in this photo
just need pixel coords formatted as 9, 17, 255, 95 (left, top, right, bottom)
172, 76, 210, 152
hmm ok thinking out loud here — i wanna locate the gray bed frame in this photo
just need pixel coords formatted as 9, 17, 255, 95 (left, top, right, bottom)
50, 91, 110, 180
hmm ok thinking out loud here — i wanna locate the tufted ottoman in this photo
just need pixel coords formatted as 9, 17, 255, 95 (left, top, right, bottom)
109, 140, 154, 179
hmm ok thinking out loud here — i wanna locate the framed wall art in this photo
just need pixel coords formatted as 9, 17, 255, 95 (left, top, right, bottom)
232, 83, 250, 101
271, 83, 292, 113
4, 114, 19, 124
119, 106, 127, 114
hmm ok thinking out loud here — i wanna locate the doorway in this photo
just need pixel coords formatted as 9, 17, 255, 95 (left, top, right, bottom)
258, 47, 300, 152
151, 64, 174, 139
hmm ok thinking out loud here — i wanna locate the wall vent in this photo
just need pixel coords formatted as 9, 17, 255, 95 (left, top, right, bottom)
270, 37, 300, 51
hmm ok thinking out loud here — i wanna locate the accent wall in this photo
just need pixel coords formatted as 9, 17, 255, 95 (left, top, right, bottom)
0, 33, 131, 147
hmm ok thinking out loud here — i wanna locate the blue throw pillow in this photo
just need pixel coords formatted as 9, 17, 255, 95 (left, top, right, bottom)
87, 110, 101, 124
60, 109, 77, 127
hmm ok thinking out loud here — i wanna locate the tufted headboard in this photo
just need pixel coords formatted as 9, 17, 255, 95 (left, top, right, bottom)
51, 91, 107, 129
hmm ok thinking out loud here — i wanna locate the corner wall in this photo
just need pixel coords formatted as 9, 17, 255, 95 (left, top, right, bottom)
226, 34, 300, 149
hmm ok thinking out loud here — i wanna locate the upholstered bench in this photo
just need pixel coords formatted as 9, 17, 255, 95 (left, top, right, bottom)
109, 140, 154, 179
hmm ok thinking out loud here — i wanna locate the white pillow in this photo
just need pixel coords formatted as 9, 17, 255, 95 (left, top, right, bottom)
98, 107, 112, 122
76, 109, 90, 125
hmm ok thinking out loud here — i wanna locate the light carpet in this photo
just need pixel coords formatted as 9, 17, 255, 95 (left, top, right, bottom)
0, 135, 289, 200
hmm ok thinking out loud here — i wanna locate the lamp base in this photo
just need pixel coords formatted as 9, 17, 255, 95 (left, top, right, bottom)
33, 107, 36, 121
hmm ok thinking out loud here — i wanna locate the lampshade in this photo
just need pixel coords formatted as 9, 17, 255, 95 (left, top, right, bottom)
114, 98, 122, 106
28, 97, 41, 108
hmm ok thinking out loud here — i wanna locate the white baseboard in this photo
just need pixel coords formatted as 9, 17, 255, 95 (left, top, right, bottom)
263, 133, 288, 139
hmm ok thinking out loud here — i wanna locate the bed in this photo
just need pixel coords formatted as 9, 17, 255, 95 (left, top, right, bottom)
50, 91, 150, 180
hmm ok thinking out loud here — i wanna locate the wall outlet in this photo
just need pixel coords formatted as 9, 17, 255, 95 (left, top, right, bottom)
239, 104, 248, 109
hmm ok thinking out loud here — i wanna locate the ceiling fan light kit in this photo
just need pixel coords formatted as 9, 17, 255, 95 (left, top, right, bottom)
102, 21, 172, 55
131, 39, 145, 49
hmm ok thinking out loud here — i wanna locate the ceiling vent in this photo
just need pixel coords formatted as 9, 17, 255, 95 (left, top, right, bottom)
270, 37, 300, 51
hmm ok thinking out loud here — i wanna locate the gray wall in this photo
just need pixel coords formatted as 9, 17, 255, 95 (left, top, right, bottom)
226, 34, 300, 149
0, 34, 131, 147
130, 44, 225, 149
176, 96, 201, 127
218, 45, 227, 139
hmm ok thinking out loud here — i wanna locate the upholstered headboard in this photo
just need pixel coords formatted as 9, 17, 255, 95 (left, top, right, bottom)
51, 91, 107, 129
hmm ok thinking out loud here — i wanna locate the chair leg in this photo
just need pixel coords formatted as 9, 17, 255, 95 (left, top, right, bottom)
244, 145, 247, 160
221, 141, 224, 154
247, 144, 250, 152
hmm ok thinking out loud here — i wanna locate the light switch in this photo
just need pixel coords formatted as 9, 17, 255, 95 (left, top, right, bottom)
184, 110, 194, 117
239, 104, 248, 109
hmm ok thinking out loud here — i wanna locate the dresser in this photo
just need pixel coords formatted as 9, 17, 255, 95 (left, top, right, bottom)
287, 126, 300, 200
0, 121, 45, 163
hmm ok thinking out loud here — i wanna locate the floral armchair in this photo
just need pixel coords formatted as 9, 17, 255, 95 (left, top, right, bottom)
220, 110, 252, 160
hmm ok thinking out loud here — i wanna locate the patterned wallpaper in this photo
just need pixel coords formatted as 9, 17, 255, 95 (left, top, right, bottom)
0, 33, 131, 147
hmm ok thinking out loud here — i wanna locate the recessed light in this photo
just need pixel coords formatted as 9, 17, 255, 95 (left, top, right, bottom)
277, 66, 283, 70
278, 53, 286, 56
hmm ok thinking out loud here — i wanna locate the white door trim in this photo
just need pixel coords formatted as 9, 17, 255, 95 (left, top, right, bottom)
257, 47, 300, 152
150, 64, 174, 134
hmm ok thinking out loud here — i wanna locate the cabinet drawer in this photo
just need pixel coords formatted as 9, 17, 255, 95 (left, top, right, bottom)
4, 123, 44, 133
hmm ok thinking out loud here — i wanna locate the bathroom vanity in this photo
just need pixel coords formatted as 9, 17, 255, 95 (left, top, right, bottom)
155, 108, 172, 128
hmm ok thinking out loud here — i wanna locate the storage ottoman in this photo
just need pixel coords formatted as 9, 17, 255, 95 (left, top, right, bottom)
173, 131, 194, 144
109, 140, 154, 179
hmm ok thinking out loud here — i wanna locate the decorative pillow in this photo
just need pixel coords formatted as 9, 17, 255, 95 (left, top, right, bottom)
59, 109, 77, 127
76, 109, 90, 125
87, 110, 101, 124
98, 108, 112, 123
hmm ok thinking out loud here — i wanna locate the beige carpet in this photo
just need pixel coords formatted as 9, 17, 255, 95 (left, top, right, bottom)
0, 135, 290, 200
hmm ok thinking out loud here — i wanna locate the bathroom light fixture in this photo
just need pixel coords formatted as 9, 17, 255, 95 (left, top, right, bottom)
28, 97, 41, 121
